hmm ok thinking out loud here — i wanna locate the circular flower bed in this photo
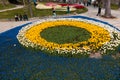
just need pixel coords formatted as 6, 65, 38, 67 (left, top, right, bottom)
36, 2, 84, 11
17, 18, 120, 57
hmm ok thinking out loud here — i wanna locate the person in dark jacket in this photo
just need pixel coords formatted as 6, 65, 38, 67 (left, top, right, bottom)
23, 13, 28, 21
19, 14, 23, 21
67, 5, 70, 14
96, 2, 102, 16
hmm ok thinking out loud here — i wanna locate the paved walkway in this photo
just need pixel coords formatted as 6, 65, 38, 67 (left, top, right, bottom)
80, 6, 120, 30
0, 6, 120, 33
0, 21, 31, 33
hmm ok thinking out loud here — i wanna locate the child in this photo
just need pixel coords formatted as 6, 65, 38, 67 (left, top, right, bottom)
52, 7, 56, 18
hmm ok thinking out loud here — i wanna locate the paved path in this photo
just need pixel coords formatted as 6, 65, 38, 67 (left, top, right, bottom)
80, 6, 120, 30
0, 21, 31, 33
0, 6, 120, 33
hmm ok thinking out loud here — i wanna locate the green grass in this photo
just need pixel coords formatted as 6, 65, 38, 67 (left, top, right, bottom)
0, 8, 25, 19
76, 8, 88, 14
0, 5, 87, 19
0, 3, 15, 10
111, 4, 119, 10
40, 26, 91, 44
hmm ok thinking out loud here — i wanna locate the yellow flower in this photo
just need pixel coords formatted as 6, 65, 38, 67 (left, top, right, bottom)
24, 19, 110, 53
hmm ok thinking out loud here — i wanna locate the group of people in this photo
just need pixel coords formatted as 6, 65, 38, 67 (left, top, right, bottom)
82, 0, 91, 6
14, 13, 28, 21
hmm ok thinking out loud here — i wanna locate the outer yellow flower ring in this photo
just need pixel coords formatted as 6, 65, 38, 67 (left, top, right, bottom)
24, 19, 110, 53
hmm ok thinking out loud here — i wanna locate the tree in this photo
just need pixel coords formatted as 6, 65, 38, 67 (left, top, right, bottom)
0, 0, 7, 7
22, 0, 33, 17
102, 0, 115, 18
27, 0, 33, 17
119, 0, 120, 7
23, 0, 26, 6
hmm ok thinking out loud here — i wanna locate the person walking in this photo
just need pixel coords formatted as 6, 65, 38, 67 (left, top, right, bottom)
96, 2, 102, 16
67, 5, 70, 14
93, 1, 97, 7
52, 7, 56, 18
83, 0, 87, 6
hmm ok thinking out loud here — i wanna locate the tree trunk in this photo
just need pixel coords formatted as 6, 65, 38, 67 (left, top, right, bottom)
27, 0, 33, 17
104, 0, 113, 18
23, 0, 26, 6
0, 0, 6, 6
119, 0, 120, 7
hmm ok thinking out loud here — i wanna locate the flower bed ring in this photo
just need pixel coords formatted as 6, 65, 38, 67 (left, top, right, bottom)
17, 18, 120, 57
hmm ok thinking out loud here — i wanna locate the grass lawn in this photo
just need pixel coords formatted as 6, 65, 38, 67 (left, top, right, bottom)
111, 4, 119, 10
0, 5, 88, 19
40, 26, 91, 44
0, 3, 15, 10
